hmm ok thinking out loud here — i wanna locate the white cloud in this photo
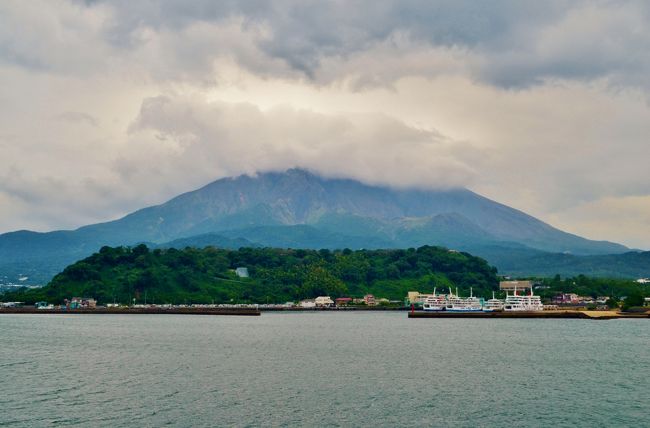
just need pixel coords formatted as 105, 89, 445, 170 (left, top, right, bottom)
127, 95, 479, 189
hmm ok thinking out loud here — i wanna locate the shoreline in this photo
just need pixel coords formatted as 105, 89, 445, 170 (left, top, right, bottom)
1, 307, 648, 319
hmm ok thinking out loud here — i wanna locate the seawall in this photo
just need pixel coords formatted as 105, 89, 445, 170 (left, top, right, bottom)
0, 307, 261, 316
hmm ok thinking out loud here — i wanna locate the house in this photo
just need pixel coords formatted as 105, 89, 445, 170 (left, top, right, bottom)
315, 296, 334, 307
299, 299, 316, 308
235, 267, 249, 278
363, 294, 377, 306
335, 297, 352, 306
552, 293, 580, 305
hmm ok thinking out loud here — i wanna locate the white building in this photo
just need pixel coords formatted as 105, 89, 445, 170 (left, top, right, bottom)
315, 296, 334, 307
299, 299, 316, 308
407, 291, 436, 305
235, 267, 249, 278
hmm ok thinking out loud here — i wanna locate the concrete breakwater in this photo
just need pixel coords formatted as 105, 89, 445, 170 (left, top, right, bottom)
0, 307, 261, 316
408, 310, 648, 320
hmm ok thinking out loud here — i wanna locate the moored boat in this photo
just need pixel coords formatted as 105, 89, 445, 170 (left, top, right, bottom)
445, 287, 483, 312
422, 287, 446, 311
503, 287, 543, 311
483, 291, 504, 312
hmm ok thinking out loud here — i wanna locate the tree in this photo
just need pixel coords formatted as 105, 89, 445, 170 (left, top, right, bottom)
301, 265, 348, 298
622, 292, 645, 311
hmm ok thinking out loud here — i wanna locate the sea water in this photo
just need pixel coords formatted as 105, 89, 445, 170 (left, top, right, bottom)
1, 312, 648, 427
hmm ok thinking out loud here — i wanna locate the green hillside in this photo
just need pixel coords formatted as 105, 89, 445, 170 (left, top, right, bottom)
3, 245, 498, 305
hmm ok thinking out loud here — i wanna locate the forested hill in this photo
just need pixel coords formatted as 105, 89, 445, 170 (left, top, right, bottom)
4, 245, 498, 305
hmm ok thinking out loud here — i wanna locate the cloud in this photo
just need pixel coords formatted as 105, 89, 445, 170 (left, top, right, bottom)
5, 1, 650, 91
61, 1, 650, 91
0, 0, 649, 249
548, 195, 650, 249
56, 111, 99, 127
127, 95, 480, 190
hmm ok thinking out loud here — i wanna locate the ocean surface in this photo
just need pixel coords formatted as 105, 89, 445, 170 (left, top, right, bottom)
1, 312, 648, 427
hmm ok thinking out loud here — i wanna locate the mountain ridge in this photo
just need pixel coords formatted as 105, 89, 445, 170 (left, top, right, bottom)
0, 168, 637, 285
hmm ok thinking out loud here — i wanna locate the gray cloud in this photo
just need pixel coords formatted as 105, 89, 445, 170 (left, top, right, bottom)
4, 1, 648, 89
127, 95, 480, 190
56, 0, 650, 90
1, 1, 649, 248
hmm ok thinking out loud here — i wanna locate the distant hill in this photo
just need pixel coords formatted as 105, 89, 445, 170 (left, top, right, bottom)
3, 245, 498, 304
155, 234, 258, 250
0, 168, 639, 285
479, 246, 650, 278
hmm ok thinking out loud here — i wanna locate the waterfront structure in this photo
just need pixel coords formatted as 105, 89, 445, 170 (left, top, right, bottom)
444, 287, 483, 312
422, 288, 446, 311
363, 294, 377, 306
483, 292, 504, 312
68, 297, 97, 309
1, 301, 24, 308
552, 293, 580, 305
499, 280, 532, 292
315, 296, 334, 307
299, 299, 316, 308
335, 297, 352, 306
503, 289, 544, 311
36, 303, 54, 310
406, 291, 437, 306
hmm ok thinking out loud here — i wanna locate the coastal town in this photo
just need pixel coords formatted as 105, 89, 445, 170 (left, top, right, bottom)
3, 280, 649, 316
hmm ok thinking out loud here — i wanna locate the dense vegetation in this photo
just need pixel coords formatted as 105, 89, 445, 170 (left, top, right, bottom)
529, 274, 649, 310
2, 245, 499, 305
535, 274, 648, 299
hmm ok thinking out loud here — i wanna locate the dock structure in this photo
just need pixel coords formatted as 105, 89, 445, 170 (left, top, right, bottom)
408, 310, 648, 320
0, 307, 261, 316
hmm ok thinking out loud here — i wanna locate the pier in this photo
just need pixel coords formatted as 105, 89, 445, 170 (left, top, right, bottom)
408, 310, 648, 320
0, 307, 261, 316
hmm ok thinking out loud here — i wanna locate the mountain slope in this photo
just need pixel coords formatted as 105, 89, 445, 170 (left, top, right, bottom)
75, 168, 625, 253
0, 168, 633, 285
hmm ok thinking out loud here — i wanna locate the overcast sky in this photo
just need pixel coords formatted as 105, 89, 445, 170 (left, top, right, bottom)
1, 0, 649, 249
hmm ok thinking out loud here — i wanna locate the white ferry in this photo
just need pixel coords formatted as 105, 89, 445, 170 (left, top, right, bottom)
483, 291, 504, 312
503, 287, 543, 311
422, 288, 446, 311
445, 288, 483, 312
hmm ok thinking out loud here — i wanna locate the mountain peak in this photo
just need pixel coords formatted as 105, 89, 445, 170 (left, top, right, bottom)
0, 168, 630, 285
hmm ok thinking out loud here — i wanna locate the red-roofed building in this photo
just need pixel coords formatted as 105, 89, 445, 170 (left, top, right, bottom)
335, 297, 352, 306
